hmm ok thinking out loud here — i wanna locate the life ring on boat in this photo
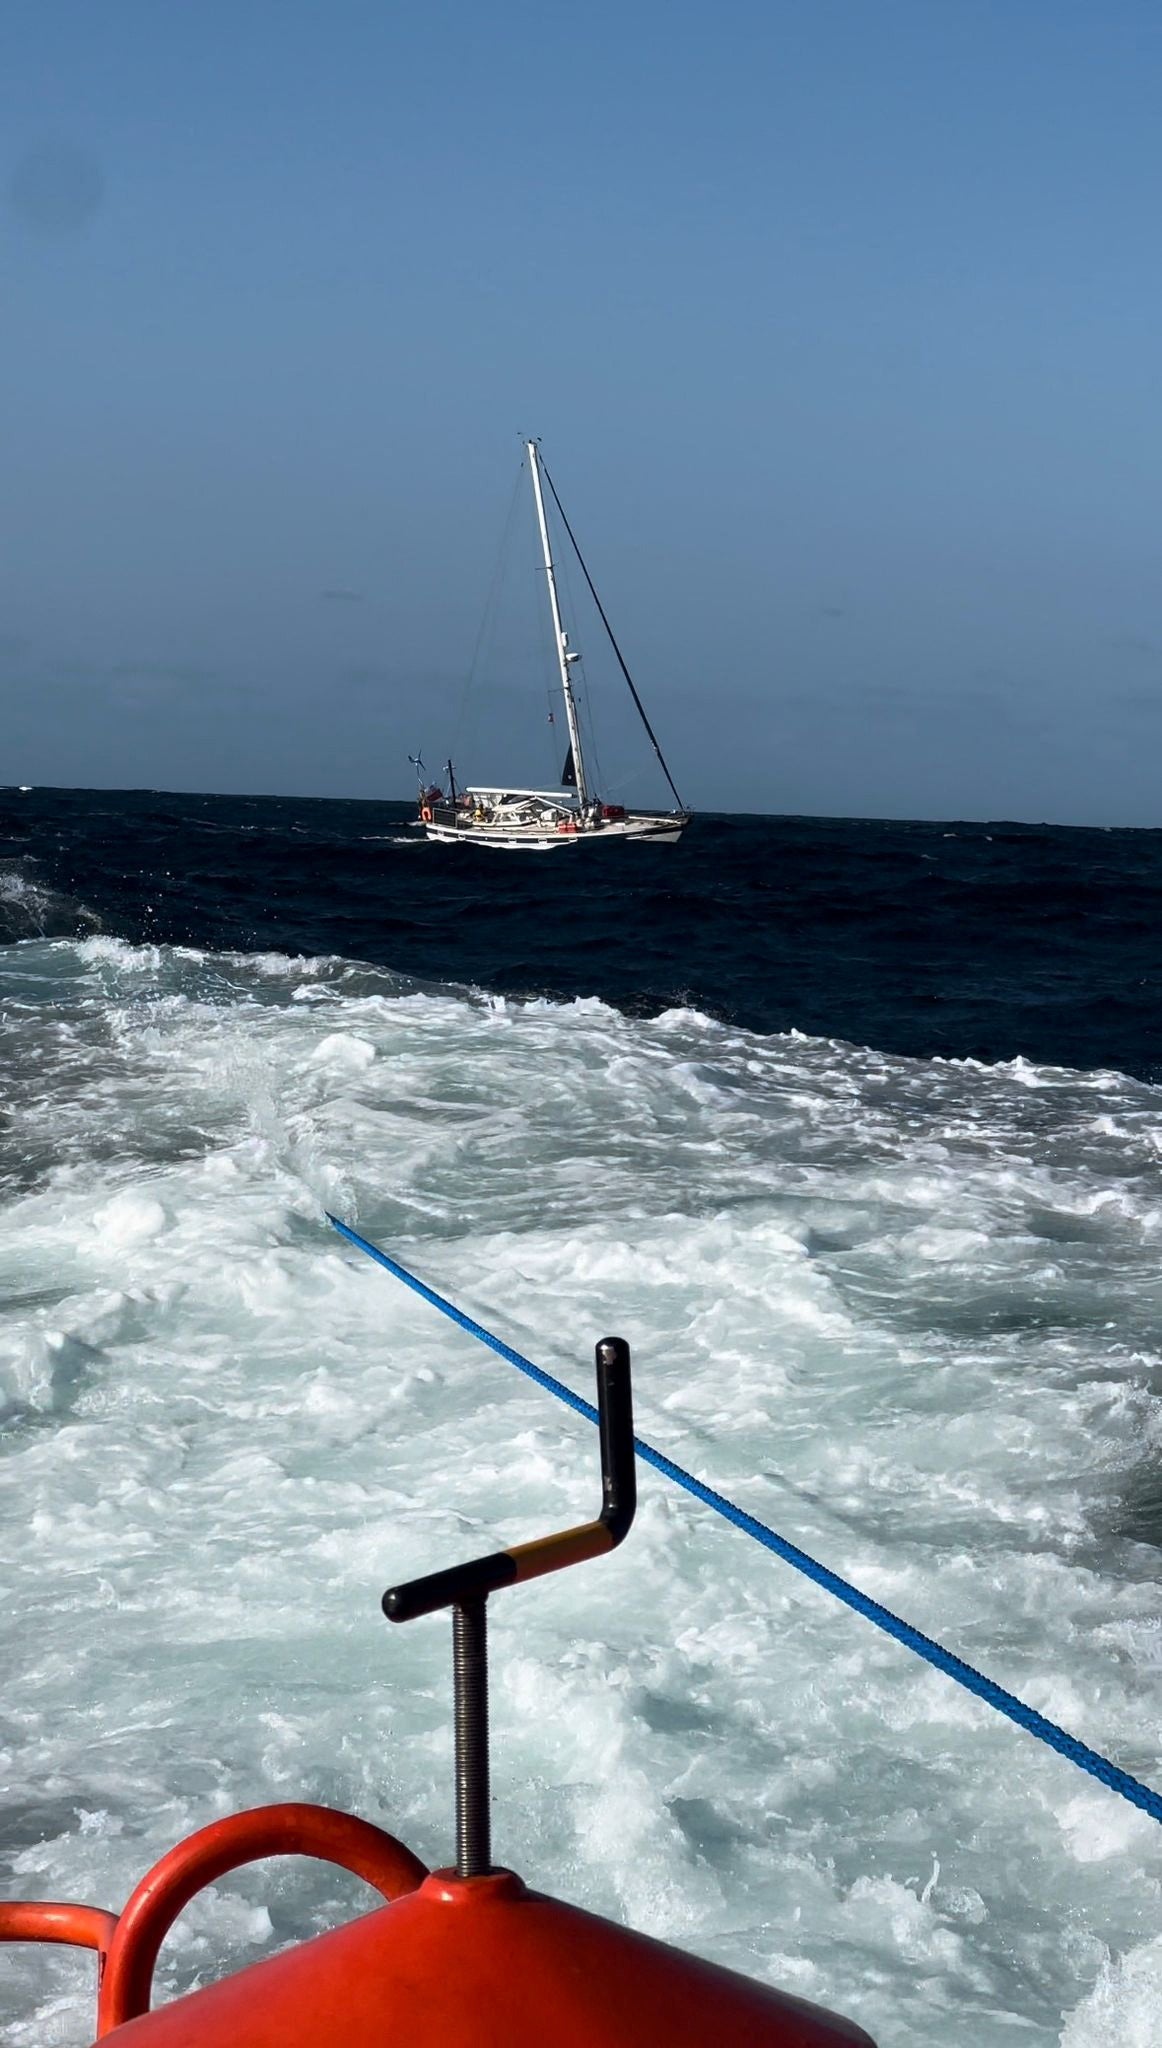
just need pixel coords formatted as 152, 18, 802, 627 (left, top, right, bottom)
420, 806, 433, 823
556, 819, 577, 834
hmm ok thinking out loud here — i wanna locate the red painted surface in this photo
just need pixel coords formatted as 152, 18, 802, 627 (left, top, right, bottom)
97, 1803, 428, 2035
96, 1866, 877, 2047
0, 1899, 118, 1961
0, 1899, 118, 2029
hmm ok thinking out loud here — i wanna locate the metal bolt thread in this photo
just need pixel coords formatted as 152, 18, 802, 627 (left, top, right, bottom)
453, 1598, 491, 1877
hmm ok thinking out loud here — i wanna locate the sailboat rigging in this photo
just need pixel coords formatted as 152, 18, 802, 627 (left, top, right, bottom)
413, 442, 690, 849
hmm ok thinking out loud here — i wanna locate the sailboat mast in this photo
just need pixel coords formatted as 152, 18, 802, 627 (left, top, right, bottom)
527, 439, 590, 809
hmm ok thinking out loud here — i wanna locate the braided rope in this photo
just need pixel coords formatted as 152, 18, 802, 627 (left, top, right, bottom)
329, 1215, 1162, 1828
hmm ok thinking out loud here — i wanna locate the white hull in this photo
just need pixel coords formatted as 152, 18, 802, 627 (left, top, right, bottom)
419, 811, 687, 850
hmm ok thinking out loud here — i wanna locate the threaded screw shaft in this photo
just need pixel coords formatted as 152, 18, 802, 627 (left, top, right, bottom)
453, 1598, 490, 1877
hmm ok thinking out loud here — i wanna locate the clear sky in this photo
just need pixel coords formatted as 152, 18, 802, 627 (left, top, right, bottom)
3, 1, 1161, 824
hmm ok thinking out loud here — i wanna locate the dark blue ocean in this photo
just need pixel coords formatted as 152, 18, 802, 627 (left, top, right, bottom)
2, 786, 1159, 1078
4, 785, 1162, 2048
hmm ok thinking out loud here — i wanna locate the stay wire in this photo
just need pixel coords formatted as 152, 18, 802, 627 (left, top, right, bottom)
538, 457, 686, 812
328, 1213, 1162, 1831
554, 528, 606, 802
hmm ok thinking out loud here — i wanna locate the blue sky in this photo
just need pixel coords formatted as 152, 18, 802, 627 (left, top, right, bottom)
2, 1, 1161, 823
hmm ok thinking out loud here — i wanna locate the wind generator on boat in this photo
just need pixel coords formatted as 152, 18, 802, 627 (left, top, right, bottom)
414, 440, 691, 848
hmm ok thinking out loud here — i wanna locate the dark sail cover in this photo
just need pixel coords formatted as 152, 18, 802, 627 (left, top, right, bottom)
561, 745, 576, 788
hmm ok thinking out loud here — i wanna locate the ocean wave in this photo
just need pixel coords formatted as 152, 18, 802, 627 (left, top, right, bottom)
7, 932, 1162, 1099
2, 950, 1160, 2042
4, 791, 1159, 1078
3, 809, 1162, 2044
0, 862, 102, 943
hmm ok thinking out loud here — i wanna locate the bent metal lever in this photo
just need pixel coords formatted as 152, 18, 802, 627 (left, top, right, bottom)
383, 1337, 635, 1623
381, 1338, 635, 1878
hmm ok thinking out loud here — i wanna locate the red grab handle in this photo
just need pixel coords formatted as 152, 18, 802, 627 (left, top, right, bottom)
0, 1901, 118, 2036
0, 1898, 118, 1968
97, 1803, 428, 2035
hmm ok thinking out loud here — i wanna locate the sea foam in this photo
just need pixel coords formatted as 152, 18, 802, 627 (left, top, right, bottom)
2, 937, 1160, 2045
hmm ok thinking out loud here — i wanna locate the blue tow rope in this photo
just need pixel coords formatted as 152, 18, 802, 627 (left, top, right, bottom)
328, 1214, 1162, 1830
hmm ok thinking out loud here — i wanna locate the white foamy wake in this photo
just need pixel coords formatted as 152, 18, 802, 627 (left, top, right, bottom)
2, 938, 1161, 2045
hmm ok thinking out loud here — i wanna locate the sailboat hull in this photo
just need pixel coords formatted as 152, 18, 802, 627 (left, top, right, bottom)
419, 812, 688, 850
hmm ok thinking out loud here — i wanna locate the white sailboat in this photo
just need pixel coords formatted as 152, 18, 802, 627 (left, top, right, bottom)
413, 441, 690, 849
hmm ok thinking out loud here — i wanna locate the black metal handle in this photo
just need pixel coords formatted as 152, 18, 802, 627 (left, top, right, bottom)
382, 1339, 635, 1879
383, 1338, 635, 1623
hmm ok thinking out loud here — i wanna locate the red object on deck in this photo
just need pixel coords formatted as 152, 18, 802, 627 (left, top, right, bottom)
0, 1899, 118, 2030
95, 1803, 427, 2037
0, 1899, 118, 1965
92, 1861, 875, 2047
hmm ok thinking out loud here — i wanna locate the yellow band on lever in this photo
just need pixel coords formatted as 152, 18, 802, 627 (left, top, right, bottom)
507, 1521, 614, 1584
